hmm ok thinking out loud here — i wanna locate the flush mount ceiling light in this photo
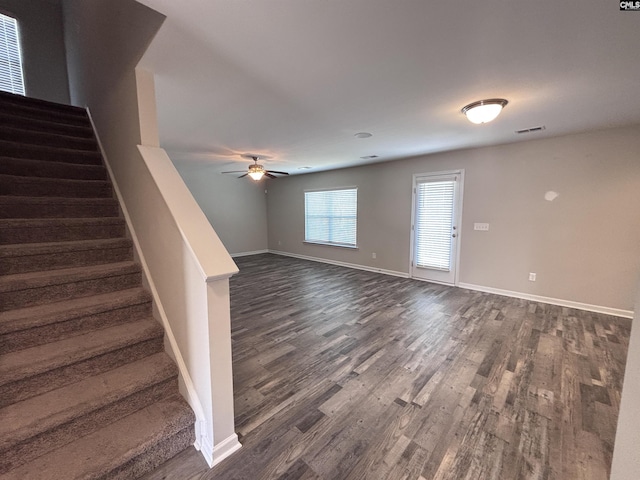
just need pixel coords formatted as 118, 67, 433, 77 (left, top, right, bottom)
461, 99, 508, 124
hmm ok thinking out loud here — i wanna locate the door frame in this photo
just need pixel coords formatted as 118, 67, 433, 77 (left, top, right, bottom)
409, 169, 465, 286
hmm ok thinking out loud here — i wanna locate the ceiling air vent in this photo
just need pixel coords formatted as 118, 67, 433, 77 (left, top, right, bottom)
515, 126, 546, 134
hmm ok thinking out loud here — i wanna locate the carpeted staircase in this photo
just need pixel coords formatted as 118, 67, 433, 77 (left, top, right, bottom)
0, 91, 195, 479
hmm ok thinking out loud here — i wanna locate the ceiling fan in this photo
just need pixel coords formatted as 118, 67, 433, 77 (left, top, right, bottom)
222, 154, 289, 181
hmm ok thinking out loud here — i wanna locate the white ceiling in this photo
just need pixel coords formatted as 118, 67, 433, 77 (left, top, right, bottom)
138, 0, 640, 175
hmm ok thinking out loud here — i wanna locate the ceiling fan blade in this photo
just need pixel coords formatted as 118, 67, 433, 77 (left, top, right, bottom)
221, 170, 248, 174
266, 170, 289, 175
264, 172, 277, 179
238, 173, 248, 178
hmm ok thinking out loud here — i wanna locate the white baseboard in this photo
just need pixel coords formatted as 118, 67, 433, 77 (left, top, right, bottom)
268, 250, 409, 278
231, 249, 268, 258
458, 282, 634, 319
86, 109, 213, 458
206, 433, 242, 468
267, 248, 633, 319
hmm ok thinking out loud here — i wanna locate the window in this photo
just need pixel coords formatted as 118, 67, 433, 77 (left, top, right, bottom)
0, 12, 25, 95
414, 179, 455, 271
304, 188, 357, 247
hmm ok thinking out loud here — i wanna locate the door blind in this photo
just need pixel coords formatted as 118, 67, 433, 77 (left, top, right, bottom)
305, 188, 357, 247
0, 13, 25, 95
415, 180, 455, 271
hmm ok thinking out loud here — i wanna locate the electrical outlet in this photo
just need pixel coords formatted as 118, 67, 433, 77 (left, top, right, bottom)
372, 252, 377, 259
474, 223, 490, 231
278, 240, 282, 246
529, 272, 537, 282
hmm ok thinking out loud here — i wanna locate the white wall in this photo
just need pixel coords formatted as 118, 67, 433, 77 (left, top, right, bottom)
0, 0, 70, 103
267, 125, 640, 313
611, 281, 640, 479
174, 163, 268, 255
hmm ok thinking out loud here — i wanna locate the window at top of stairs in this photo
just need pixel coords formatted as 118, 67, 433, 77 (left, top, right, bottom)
0, 12, 25, 95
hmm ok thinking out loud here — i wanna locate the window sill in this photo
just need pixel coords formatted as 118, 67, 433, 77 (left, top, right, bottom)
304, 241, 358, 250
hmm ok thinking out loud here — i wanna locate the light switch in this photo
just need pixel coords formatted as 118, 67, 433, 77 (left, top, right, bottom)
474, 223, 490, 231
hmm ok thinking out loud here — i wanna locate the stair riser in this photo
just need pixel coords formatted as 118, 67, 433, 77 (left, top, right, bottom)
0, 223, 126, 244
0, 127, 98, 151
0, 245, 133, 275
0, 271, 142, 311
0, 301, 152, 354
109, 427, 196, 480
0, 178, 112, 199
0, 157, 107, 180
0, 113, 94, 138
0, 140, 102, 165
0, 378, 177, 474
0, 102, 89, 127
0, 178, 112, 198
0, 337, 164, 408
0, 202, 119, 219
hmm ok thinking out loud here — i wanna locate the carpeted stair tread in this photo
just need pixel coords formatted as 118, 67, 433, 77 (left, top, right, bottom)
0, 352, 177, 456
0, 125, 98, 151
0, 174, 112, 198
0, 103, 89, 127
0, 93, 89, 128
0, 217, 123, 228
0, 237, 131, 260
0, 216, 126, 244
0, 261, 141, 311
0, 287, 151, 354
0, 261, 140, 294
0, 90, 87, 116
0, 196, 118, 219
0, 112, 94, 138
0, 395, 195, 480
0, 286, 151, 336
0, 237, 132, 274
0, 139, 102, 165
0, 317, 163, 388
0, 156, 107, 180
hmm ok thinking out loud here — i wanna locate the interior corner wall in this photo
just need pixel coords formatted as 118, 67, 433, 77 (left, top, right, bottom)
267, 125, 640, 312
0, 0, 70, 103
173, 164, 268, 255
610, 281, 640, 480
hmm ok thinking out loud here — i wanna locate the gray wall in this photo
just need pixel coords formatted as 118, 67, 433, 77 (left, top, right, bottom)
267, 125, 640, 312
174, 163, 268, 255
0, 0, 69, 103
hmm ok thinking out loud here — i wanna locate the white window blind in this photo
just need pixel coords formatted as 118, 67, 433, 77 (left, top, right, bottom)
305, 188, 357, 247
415, 179, 455, 271
0, 13, 25, 95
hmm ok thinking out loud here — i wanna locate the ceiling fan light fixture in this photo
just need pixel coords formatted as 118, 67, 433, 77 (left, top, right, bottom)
248, 163, 265, 181
248, 171, 265, 181
462, 99, 508, 124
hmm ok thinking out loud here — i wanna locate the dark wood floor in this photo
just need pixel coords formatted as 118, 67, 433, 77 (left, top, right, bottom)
142, 254, 631, 480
